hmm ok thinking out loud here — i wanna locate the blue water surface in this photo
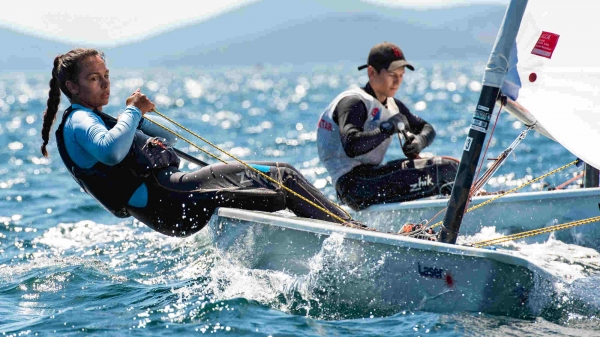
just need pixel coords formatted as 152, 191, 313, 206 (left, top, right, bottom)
0, 61, 595, 336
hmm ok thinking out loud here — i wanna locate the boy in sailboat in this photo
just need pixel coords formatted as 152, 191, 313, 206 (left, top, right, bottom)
41, 48, 361, 237
316, 42, 458, 210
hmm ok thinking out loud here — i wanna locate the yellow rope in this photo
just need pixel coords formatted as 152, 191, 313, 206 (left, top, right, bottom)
429, 159, 579, 229
471, 216, 600, 248
143, 117, 227, 163
464, 159, 579, 214
145, 110, 352, 222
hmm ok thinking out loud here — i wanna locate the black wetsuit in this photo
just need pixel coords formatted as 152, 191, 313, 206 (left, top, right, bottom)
127, 161, 352, 237
333, 83, 458, 210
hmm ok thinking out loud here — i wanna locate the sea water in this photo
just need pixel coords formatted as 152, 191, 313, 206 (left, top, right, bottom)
1, 61, 599, 336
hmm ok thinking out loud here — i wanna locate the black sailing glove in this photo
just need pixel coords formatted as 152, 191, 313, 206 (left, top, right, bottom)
403, 134, 426, 159
379, 113, 410, 136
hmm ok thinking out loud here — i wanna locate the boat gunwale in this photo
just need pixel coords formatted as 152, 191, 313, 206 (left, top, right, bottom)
348, 187, 600, 213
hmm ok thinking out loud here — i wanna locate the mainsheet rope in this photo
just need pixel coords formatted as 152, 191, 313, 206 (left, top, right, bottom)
425, 159, 580, 230
144, 109, 354, 223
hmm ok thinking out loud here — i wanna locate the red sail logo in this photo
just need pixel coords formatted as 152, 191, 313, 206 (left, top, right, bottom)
531, 31, 560, 59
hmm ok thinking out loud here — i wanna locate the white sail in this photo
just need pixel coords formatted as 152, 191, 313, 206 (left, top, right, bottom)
494, 0, 600, 169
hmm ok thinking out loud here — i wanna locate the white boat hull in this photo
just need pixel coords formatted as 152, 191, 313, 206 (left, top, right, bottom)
207, 208, 556, 318
348, 188, 600, 248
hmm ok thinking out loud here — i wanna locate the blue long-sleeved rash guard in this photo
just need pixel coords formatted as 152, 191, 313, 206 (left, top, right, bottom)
62, 104, 179, 208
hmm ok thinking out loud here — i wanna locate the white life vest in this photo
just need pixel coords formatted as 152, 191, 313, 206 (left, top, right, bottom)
316, 87, 399, 186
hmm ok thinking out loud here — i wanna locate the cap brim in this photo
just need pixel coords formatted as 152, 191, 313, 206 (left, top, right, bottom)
388, 60, 414, 71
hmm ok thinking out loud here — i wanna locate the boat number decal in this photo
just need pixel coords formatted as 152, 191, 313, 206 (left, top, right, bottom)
532, 31, 560, 59
470, 106, 491, 134
464, 137, 473, 151
471, 118, 488, 130
470, 125, 487, 133
474, 110, 491, 121
476, 105, 489, 112
418, 263, 444, 279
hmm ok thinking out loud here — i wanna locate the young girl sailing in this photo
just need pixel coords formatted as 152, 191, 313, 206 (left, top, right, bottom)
42, 48, 361, 237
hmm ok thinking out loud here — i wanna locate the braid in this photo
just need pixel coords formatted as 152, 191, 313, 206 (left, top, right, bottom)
41, 55, 62, 157
40, 48, 105, 157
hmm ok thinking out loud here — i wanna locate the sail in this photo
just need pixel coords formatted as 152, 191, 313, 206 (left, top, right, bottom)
485, 0, 600, 169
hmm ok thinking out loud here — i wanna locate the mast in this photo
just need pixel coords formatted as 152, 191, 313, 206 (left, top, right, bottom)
437, 87, 499, 244
438, 0, 529, 244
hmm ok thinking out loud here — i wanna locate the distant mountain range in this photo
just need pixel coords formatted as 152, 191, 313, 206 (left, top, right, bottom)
0, 0, 506, 72
0, 26, 73, 72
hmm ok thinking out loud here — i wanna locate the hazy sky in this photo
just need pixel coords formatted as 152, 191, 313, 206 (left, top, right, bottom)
1, 0, 509, 46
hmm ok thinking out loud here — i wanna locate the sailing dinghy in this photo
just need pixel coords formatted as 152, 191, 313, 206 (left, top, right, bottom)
205, 0, 600, 318
349, 187, 600, 248
347, 0, 600, 248
207, 207, 556, 317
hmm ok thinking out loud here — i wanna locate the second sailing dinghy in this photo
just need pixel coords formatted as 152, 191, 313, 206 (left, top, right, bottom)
349, 187, 600, 248
349, 0, 600, 248
205, 0, 600, 318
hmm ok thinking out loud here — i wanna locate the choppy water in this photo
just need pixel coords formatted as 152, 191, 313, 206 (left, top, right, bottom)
1, 61, 599, 336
